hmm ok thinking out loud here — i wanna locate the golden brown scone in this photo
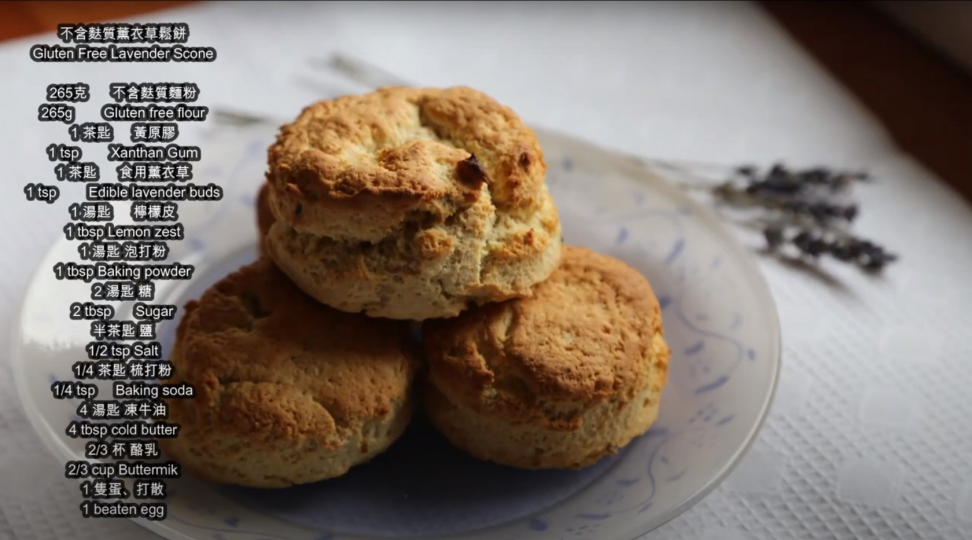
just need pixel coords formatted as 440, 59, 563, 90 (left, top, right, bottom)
256, 183, 274, 257
422, 246, 670, 470
159, 259, 417, 488
264, 86, 562, 320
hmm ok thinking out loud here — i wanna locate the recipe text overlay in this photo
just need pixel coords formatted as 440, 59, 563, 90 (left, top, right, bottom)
27, 22, 218, 522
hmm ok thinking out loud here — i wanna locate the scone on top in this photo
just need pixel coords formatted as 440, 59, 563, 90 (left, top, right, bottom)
264, 86, 563, 320
256, 182, 274, 257
422, 246, 670, 470
159, 258, 417, 488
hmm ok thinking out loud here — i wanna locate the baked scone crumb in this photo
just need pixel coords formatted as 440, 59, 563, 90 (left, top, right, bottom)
160, 258, 417, 487
264, 86, 562, 320
423, 246, 670, 469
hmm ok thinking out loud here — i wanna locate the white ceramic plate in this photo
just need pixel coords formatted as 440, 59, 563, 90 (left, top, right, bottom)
11, 125, 780, 540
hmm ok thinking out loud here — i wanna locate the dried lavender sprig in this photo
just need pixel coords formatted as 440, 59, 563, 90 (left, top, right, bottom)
676, 161, 897, 273
735, 163, 869, 194
714, 183, 859, 224
763, 224, 897, 272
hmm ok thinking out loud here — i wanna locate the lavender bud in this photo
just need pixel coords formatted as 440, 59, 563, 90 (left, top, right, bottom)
763, 225, 785, 250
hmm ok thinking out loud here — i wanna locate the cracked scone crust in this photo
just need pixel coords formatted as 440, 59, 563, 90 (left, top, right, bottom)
422, 246, 671, 470
256, 182, 274, 257
159, 259, 417, 488
265, 86, 562, 320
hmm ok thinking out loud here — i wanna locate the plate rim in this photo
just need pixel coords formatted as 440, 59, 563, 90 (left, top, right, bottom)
9, 125, 782, 540
535, 127, 782, 540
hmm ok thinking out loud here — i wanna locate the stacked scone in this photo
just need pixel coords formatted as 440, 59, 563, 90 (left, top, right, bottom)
161, 87, 670, 487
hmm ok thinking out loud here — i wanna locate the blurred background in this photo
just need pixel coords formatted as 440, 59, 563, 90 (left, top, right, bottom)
1, 1, 970, 201
2, 2, 972, 540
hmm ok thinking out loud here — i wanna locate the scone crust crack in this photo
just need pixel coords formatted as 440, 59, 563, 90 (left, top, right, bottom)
267, 85, 546, 236
423, 246, 671, 468
173, 261, 413, 435
162, 259, 416, 487
264, 87, 562, 320
427, 246, 664, 404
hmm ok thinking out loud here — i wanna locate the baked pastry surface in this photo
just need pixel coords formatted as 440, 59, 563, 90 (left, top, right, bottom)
264, 86, 562, 320
422, 246, 670, 469
160, 258, 417, 487
256, 182, 274, 257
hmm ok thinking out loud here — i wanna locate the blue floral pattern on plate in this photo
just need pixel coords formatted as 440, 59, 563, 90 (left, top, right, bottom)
13, 125, 780, 540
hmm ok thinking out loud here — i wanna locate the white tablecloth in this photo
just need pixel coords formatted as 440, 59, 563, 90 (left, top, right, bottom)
2, 2, 971, 539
